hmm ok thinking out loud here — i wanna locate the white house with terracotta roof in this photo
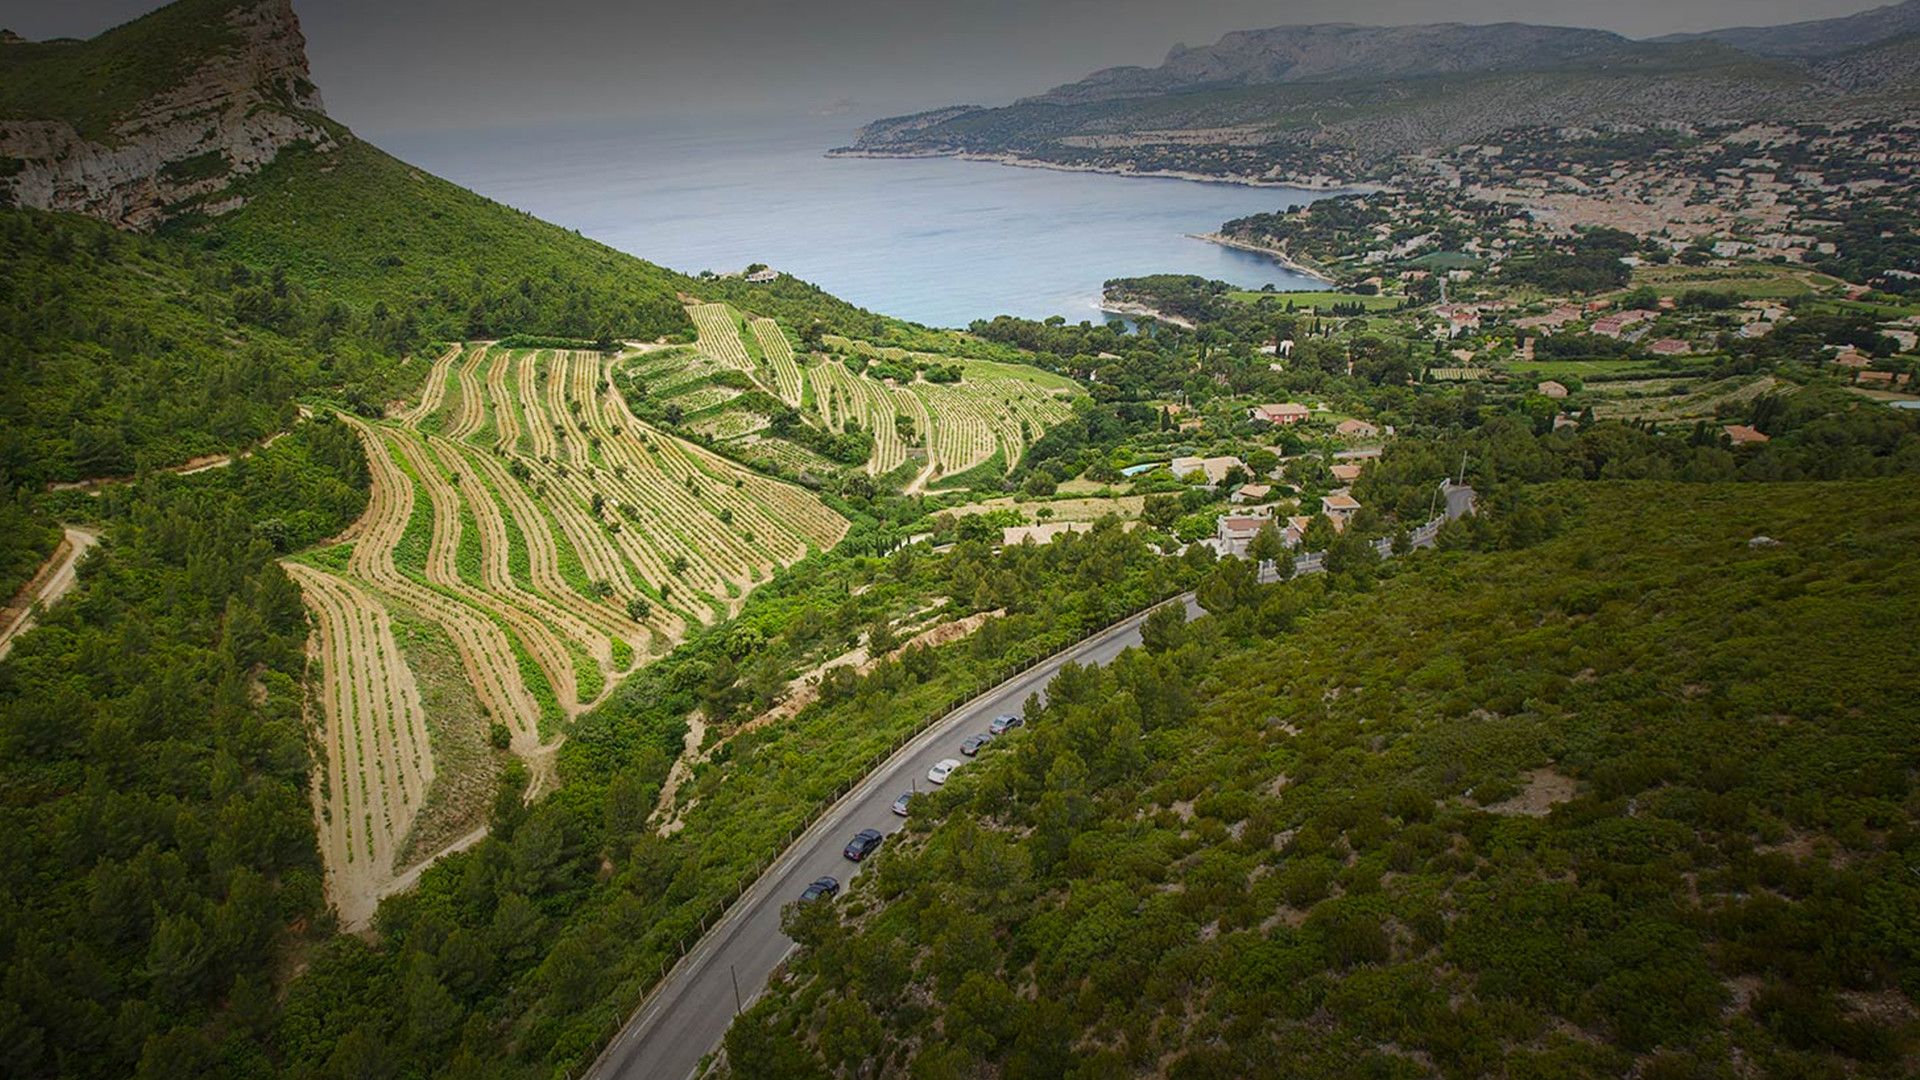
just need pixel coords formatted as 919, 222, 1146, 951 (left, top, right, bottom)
1320, 492, 1361, 525
1170, 455, 1247, 485
1330, 462, 1364, 485
1214, 513, 1274, 557
1249, 402, 1311, 425
1723, 424, 1770, 446
1230, 483, 1274, 505
1335, 418, 1379, 439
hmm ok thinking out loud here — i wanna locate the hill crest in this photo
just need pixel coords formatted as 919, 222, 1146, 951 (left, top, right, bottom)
0, 0, 333, 229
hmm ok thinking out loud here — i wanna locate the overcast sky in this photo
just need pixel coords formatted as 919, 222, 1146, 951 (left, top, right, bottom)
0, 0, 1893, 134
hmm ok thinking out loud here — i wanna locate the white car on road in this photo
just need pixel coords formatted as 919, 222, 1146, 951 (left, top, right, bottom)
927, 757, 962, 785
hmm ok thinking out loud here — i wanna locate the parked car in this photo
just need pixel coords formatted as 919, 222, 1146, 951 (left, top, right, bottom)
798, 876, 839, 903
843, 828, 884, 861
961, 732, 994, 756
988, 713, 1024, 735
891, 791, 914, 816
927, 758, 962, 785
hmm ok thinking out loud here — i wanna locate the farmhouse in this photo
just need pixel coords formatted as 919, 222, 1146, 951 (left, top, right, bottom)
1649, 339, 1691, 356
1592, 309, 1654, 338
1231, 484, 1274, 505
1330, 463, 1364, 485
1249, 402, 1311, 425
1857, 370, 1910, 387
1514, 305, 1582, 331
1171, 455, 1247, 485
1723, 424, 1771, 446
1335, 418, 1379, 439
1537, 381, 1569, 399
744, 267, 780, 283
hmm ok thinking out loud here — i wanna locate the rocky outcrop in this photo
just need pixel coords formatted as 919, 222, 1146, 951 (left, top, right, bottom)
0, 0, 335, 230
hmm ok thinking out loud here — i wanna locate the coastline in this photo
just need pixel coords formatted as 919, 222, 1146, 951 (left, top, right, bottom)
826, 146, 1377, 194
1189, 231, 1337, 284
1097, 300, 1197, 330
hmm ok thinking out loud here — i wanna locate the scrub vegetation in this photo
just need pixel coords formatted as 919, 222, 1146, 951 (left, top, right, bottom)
725, 479, 1920, 1079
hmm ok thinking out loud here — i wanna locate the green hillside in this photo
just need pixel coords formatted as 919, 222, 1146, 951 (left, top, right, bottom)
0, 0, 693, 487
0, 0, 258, 140
728, 479, 1920, 1077
0, 209, 392, 487
191, 138, 693, 346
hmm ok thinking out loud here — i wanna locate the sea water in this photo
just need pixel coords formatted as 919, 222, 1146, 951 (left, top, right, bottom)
378, 110, 1335, 328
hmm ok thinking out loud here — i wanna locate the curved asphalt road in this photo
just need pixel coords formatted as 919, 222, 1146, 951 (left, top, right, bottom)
591, 485, 1474, 1080
590, 592, 1203, 1079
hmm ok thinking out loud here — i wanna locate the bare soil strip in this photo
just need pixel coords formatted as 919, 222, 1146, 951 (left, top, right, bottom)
749, 317, 805, 406
340, 414, 545, 753
406, 344, 464, 425
394, 431, 580, 709
445, 345, 490, 440
690, 303, 755, 371
285, 562, 432, 931
485, 347, 520, 453
0, 526, 101, 661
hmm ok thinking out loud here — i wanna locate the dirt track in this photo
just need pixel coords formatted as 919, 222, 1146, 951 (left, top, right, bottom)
0, 526, 101, 661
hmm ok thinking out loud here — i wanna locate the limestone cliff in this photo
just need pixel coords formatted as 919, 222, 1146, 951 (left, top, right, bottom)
0, 0, 335, 230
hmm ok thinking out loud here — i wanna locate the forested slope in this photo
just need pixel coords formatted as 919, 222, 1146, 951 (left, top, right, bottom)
727, 479, 1920, 1078
0, 210, 396, 486
196, 138, 692, 346
0, 416, 371, 1080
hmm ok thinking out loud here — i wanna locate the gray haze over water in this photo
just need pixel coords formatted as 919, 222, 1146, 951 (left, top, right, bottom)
2, 1, 1895, 136
5, 0, 1892, 325
379, 112, 1331, 327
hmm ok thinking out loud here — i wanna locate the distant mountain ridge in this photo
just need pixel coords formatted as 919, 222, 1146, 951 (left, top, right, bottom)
839, 4, 1920, 183
1652, 0, 1920, 57
1018, 22, 1641, 106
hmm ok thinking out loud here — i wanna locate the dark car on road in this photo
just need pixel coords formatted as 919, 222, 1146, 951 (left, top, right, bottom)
961, 732, 994, 756
891, 791, 914, 816
988, 713, 1023, 735
798, 876, 839, 903
843, 828, 883, 861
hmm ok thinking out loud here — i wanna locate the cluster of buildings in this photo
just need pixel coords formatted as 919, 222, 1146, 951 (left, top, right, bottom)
1213, 490, 1364, 558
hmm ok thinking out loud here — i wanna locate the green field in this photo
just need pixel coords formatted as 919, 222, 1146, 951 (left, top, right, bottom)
1504, 358, 1708, 381
1228, 289, 1406, 311
1628, 262, 1841, 300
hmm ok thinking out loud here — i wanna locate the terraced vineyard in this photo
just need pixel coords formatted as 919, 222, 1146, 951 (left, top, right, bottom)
289, 344, 847, 927
650, 303, 1080, 488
